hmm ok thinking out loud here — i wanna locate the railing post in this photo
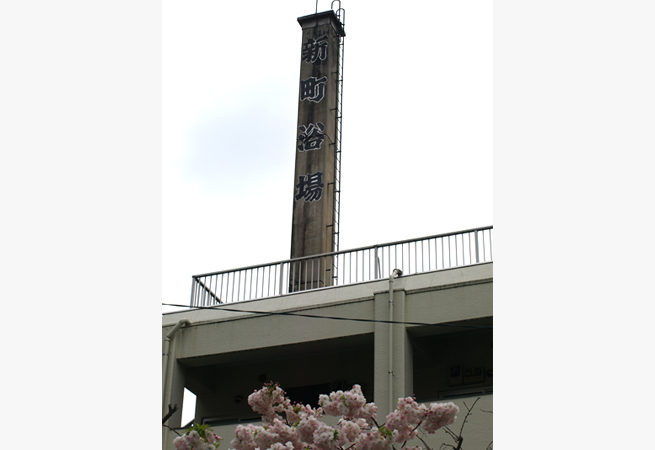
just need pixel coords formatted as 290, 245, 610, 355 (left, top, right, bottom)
374, 246, 379, 279
201, 277, 206, 306
190, 277, 196, 307
474, 230, 480, 263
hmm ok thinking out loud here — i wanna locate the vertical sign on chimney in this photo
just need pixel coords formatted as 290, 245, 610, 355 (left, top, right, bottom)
290, 11, 345, 292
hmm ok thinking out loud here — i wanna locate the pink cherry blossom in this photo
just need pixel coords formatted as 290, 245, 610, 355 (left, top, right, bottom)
318, 384, 377, 422
174, 427, 222, 450
172, 383, 463, 450
248, 383, 292, 423
354, 427, 395, 450
336, 418, 366, 442
421, 402, 459, 433
231, 423, 263, 450
296, 415, 322, 443
286, 402, 324, 425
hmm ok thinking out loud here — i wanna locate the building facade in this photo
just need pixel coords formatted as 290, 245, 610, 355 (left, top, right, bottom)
162, 253, 493, 450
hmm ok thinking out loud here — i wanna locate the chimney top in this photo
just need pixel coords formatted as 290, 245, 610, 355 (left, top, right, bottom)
297, 10, 345, 37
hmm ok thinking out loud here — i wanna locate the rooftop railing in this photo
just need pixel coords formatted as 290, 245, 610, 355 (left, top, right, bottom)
190, 226, 493, 307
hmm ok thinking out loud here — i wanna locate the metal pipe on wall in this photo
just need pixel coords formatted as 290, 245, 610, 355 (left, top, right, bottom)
388, 268, 402, 414
162, 319, 190, 414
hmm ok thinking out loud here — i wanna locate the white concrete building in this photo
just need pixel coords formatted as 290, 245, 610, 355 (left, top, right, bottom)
162, 228, 493, 450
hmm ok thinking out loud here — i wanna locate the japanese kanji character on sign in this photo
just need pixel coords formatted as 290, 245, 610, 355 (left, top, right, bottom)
300, 76, 328, 103
297, 122, 326, 152
295, 172, 324, 202
302, 35, 328, 63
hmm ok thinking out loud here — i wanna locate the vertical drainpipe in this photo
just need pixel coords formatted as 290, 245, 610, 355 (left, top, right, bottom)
388, 268, 402, 414
163, 319, 191, 414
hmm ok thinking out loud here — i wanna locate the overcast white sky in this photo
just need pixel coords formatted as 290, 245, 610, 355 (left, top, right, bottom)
162, 0, 492, 311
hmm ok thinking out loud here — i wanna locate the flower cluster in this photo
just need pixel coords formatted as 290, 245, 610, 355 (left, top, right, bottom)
286, 402, 323, 425
421, 402, 459, 433
385, 397, 423, 443
248, 382, 292, 423
318, 384, 377, 422
174, 423, 222, 450
175, 383, 460, 450
352, 426, 395, 450
336, 418, 368, 442
383, 396, 458, 442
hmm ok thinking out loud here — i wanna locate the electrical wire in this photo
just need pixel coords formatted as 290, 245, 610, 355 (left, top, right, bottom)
161, 303, 492, 329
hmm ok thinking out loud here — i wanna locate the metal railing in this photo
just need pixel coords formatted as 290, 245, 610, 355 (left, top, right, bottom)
190, 226, 493, 307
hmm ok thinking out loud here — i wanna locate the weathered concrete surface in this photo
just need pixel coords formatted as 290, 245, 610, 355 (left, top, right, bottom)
290, 11, 346, 290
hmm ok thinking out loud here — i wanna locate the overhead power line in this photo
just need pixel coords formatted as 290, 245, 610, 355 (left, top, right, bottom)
161, 303, 492, 329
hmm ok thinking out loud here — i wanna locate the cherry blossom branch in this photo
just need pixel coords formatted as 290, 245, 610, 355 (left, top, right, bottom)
162, 403, 179, 424
442, 426, 458, 441
161, 402, 187, 441
458, 398, 480, 438
438, 429, 462, 450
163, 423, 183, 437
416, 433, 435, 450
400, 420, 424, 449
438, 397, 482, 450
